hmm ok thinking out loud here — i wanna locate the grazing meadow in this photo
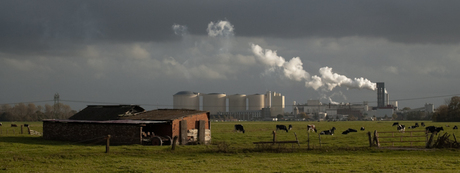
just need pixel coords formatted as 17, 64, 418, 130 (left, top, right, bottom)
1, 121, 460, 172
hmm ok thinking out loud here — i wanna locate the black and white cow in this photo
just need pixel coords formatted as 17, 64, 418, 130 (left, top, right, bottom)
0, 122, 2, 126
397, 124, 405, 132
11, 124, 17, 127
426, 126, 443, 133
288, 124, 293, 130
342, 128, 358, 135
454, 125, 458, 130
320, 127, 336, 135
408, 125, 418, 129
392, 122, 399, 126
360, 127, 365, 131
276, 125, 289, 132
421, 122, 425, 127
234, 124, 245, 133
307, 124, 317, 133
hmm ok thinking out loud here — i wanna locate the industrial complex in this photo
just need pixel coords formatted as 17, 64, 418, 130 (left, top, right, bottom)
173, 82, 435, 121
173, 91, 285, 121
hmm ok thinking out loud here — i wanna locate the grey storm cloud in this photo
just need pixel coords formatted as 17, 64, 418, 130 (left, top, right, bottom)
2, 0, 460, 51
2, 0, 460, 111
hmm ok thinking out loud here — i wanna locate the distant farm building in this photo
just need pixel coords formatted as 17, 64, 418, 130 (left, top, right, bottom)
43, 105, 211, 145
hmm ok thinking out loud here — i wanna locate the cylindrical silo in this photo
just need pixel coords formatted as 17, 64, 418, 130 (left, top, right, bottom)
173, 91, 199, 110
247, 94, 265, 111
227, 94, 246, 112
202, 93, 226, 115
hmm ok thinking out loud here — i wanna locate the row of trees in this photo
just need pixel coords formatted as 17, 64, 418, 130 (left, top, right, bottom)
0, 103, 77, 121
433, 96, 460, 122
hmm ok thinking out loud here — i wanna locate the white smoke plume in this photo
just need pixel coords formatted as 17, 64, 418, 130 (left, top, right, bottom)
207, 20, 235, 37
310, 67, 377, 91
251, 44, 309, 81
172, 24, 188, 36
251, 44, 376, 91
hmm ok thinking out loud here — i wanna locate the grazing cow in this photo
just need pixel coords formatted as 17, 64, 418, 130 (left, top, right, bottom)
397, 124, 405, 132
421, 122, 425, 127
288, 124, 293, 130
234, 124, 245, 133
426, 126, 444, 133
454, 125, 458, 130
276, 125, 289, 132
11, 124, 17, 127
392, 122, 399, 126
24, 124, 29, 127
320, 127, 336, 135
342, 128, 358, 135
408, 125, 418, 129
307, 124, 317, 133
360, 127, 365, 131
0, 122, 2, 126
415, 123, 419, 127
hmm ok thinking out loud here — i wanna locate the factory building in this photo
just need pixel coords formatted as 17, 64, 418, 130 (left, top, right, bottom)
173, 91, 285, 120
293, 101, 369, 120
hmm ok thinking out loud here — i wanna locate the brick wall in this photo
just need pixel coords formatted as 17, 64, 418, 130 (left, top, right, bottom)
171, 113, 209, 137
43, 122, 142, 145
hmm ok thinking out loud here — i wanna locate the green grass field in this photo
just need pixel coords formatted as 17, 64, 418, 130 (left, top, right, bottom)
1, 121, 460, 172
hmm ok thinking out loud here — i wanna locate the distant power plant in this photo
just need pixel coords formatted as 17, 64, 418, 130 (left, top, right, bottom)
173, 91, 285, 120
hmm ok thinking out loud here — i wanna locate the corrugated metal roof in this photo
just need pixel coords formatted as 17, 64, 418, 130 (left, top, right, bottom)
120, 109, 208, 121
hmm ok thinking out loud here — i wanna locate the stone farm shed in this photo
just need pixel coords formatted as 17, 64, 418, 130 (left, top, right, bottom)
43, 105, 211, 145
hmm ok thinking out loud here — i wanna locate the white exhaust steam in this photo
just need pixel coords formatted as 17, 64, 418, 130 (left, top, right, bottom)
251, 44, 377, 91
207, 21, 235, 37
172, 24, 188, 36
251, 44, 309, 81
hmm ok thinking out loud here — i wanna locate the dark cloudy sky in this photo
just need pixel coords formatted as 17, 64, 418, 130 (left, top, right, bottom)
1, 0, 460, 111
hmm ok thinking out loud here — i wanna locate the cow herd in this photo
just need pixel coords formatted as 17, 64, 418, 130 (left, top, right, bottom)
234, 124, 366, 136
392, 122, 458, 134
234, 122, 459, 135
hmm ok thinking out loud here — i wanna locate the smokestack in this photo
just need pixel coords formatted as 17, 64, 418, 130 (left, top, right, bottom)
386, 93, 389, 106
377, 82, 385, 107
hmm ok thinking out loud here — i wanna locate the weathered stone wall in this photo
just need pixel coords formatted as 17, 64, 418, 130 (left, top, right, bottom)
43, 122, 142, 145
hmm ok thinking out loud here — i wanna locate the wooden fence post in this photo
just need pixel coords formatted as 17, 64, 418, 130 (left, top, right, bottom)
453, 133, 458, 143
105, 135, 111, 153
367, 131, 372, 147
171, 136, 178, 150
318, 134, 322, 147
426, 133, 435, 148
373, 130, 380, 147
294, 132, 300, 147
272, 131, 276, 144
307, 132, 310, 149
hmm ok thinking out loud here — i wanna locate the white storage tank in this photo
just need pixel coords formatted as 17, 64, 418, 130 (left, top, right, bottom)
202, 93, 226, 115
247, 94, 265, 111
173, 91, 199, 110
228, 94, 246, 112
